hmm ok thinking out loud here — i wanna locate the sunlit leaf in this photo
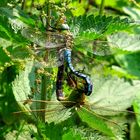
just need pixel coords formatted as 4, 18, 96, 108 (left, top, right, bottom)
0, 0, 15, 7
77, 106, 114, 136
133, 95, 140, 127
12, 61, 34, 114
95, 0, 128, 11
12, 61, 72, 123
4, 124, 36, 140
107, 32, 140, 52
88, 76, 140, 116
130, 121, 140, 140
123, 7, 140, 20
62, 128, 82, 140
70, 15, 133, 44
0, 47, 11, 66
68, 1, 87, 16
115, 52, 140, 78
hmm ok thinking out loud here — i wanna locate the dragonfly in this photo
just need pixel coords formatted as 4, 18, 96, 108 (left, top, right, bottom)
20, 25, 120, 100
12, 75, 140, 139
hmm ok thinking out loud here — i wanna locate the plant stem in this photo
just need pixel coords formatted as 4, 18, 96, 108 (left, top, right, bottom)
39, 0, 51, 122
21, 0, 26, 10
99, 0, 105, 15
46, 1, 51, 30
40, 75, 47, 122
30, 0, 34, 11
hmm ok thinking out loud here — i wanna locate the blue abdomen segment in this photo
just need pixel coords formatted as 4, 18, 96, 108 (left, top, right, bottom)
64, 49, 93, 96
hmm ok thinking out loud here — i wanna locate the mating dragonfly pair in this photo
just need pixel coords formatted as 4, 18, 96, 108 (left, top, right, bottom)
21, 25, 119, 102
12, 25, 140, 138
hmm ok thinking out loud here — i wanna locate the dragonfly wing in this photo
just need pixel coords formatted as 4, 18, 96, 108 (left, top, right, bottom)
14, 99, 73, 124
21, 27, 66, 68
92, 41, 119, 56
86, 75, 140, 116
21, 28, 66, 49
45, 106, 72, 124
31, 48, 65, 68
75, 40, 119, 56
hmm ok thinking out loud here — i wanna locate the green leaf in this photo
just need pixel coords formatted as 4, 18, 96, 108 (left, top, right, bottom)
133, 95, 140, 127
123, 7, 140, 20
12, 61, 34, 113
0, 38, 12, 48
4, 123, 36, 140
62, 128, 82, 140
68, 1, 86, 16
123, 7, 140, 34
0, 16, 13, 40
0, 7, 35, 27
133, 80, 140, 127
7, 46, 32, 59
115, 52, 140, 78
95, 0, 128, 12
77, 106, 114, 137
88, 76, 140, 116
70, 15, 133, 44
0, 65, 20, 124
0, 47, 11, 66
0, 0, 15, 7
0, 16, 28, 47
107, 32, 140, 52
12, 61, 72, 123
130, 121, 140, 140
43, 122, 67, 140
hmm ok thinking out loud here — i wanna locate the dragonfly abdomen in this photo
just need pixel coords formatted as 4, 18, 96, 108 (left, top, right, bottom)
56, 65, 65, 101
64, 49, 93, 96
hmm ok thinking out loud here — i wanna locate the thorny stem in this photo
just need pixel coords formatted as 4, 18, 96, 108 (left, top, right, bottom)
40, 75, 47, 122
30, 0, 34, 11
40, 0, 51, 122
21, 0, 26, 10
46, 1, 51, 30
129, 0, 140, 8
99, 0, 105, 15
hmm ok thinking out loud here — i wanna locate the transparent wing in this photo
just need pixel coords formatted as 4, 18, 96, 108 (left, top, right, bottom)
13, 98, 74, 124
28, 48, 65, 68
74, 40, 119, 56
86, 75, 140, 116
65, 41, 116, 76
21, 28, 66, 48
21, 28, 67, 68
21, 28, 119, 68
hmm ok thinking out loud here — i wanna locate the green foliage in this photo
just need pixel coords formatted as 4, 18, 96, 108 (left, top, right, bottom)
0, 47, 11, 66
123, 6, 140, 21
0, 65, 20, 125
76, 76, 140, 138
89, 76, 140, 114
108, 32, 140, 52
77, 106, 114, 136
70, 15, 134, 44
95, 0, 129, 12
0, 0, 140, 139
130, 121, 140, 140
12, 61, 34, 106
115, 52, 140, 78
0, 0, 16, 7
0, 15, 26, 47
